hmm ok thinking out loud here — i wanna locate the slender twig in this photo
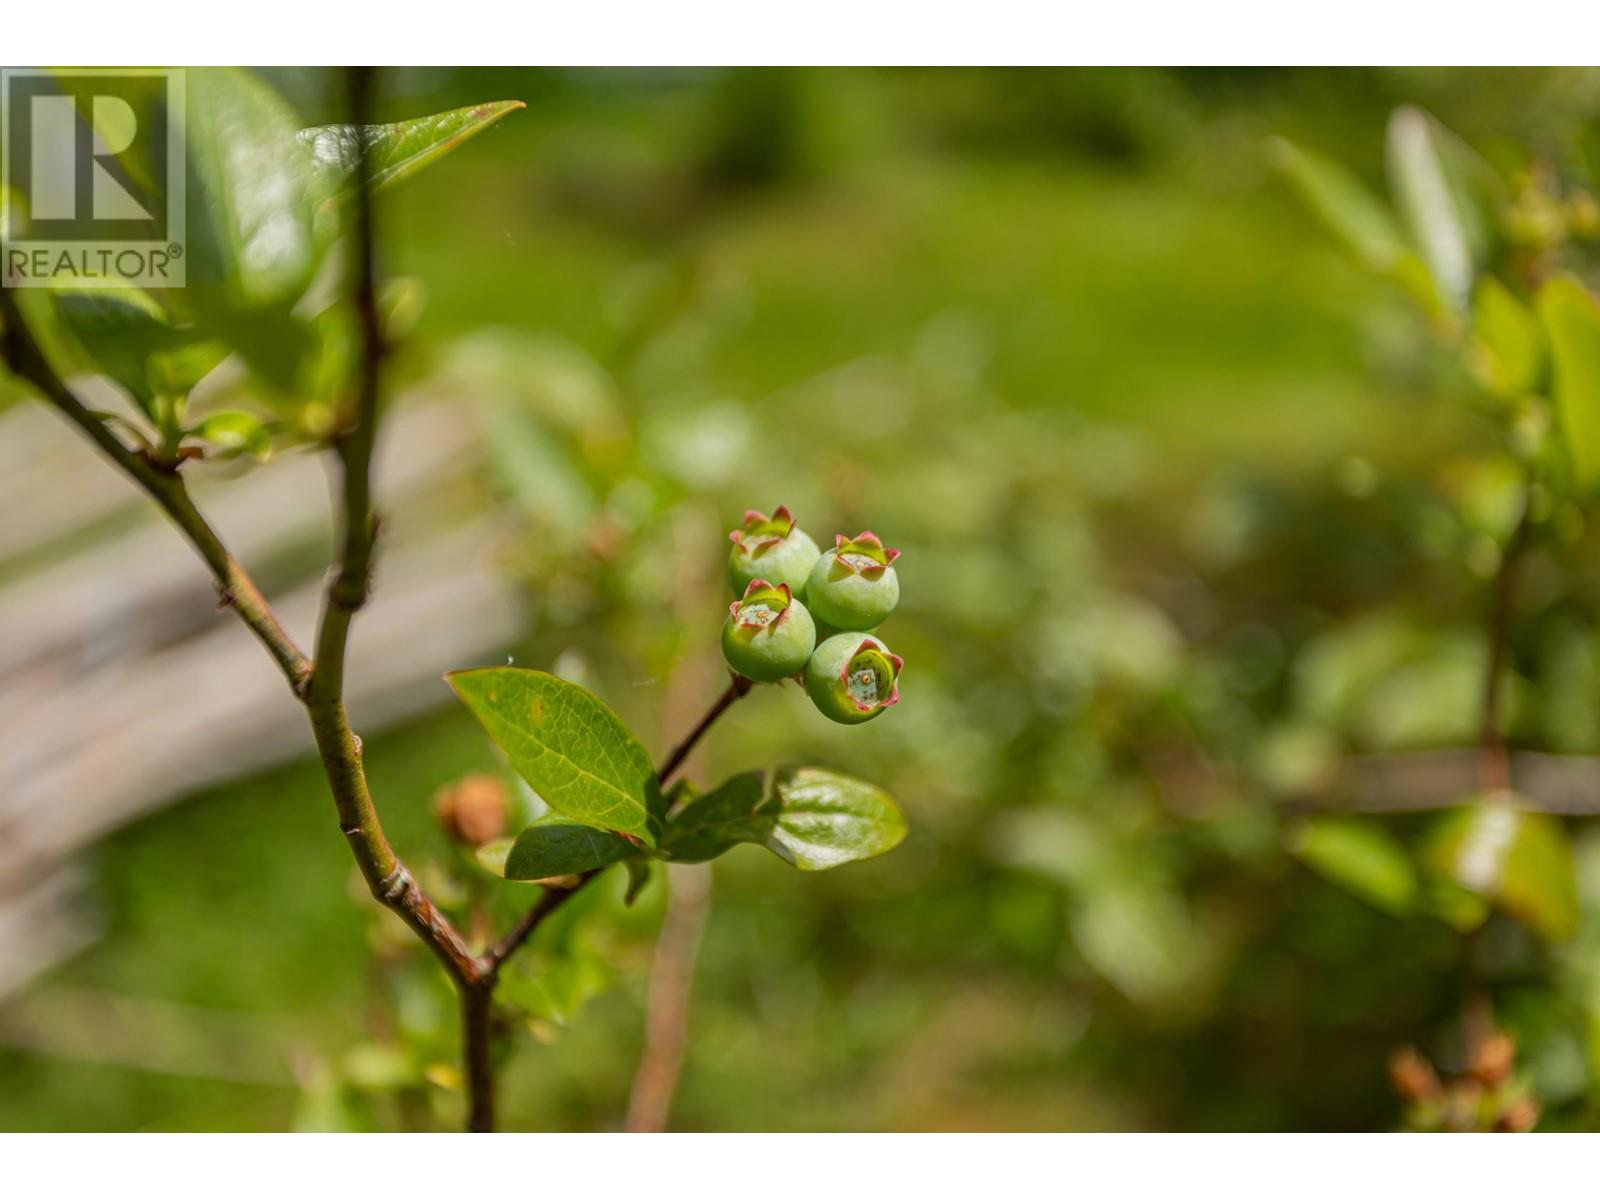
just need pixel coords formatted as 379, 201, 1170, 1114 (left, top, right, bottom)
657, 674, 754, 785
308, 65, 384, 710
4, 77, 759, 1126
484, 876, 592, 975
626, 862, 712, 1132
0, 291, 312, 693
0, 70, 488, 1124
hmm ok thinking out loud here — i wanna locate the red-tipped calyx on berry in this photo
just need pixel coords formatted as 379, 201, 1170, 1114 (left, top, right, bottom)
805, 632, 903, 724
728, 505, 822, 598
803, 531, 902, 631
721, 578, 818, 682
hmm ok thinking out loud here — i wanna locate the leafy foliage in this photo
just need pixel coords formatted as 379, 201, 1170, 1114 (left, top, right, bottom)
505, 817, 641, 881
300, 101, 525, 198
447, 669, 905, 877
663, 767, 906, 869
447, 668, 664, 846
30, 68, 523, 456
1425, 806, 1580, 943
1291, 817, 1419, 916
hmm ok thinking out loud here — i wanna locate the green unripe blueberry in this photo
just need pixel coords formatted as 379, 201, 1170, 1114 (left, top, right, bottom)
721, 580, 817, 682
805, 632, 903, 724
727, 505, 821, 598
803, 532, 901, 631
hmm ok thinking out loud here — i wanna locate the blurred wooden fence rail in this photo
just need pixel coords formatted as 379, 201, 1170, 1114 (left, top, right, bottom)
0, 391, 523, 997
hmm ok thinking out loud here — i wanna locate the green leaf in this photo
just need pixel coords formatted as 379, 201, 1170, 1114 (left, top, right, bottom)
623, 859, 652, 906
186, 67, 319, 310
52, 288, 178, 411
53, 288, 224, 414
299, 101, 525, 200
1386, 106, 1484, 313
447, 668, 663, 845
504, 817, 640, 881
1471, 277, 1544, 397
191, 411, 271, 460
1540, 275, 1600, 493
661, 772, 771, 862
662, 767, 906, 871
767, 767, 908, 870
1266, 136, 1405, 273
1424, 805, 1578, 942
1289, 817, 1418, 915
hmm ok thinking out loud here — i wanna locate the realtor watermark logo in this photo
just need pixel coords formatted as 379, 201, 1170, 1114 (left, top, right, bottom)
1, 67, 185, 288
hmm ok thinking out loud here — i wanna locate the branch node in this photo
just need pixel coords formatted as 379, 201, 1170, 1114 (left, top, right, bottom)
377, 864, 411, 904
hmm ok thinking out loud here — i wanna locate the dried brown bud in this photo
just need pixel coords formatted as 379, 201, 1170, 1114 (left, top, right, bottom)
1470, 1030, 1516, 1088
433, 775, 508, 847
1389, 1045, 1442, 1104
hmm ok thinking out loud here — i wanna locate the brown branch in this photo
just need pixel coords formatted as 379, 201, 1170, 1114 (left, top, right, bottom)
657, 674, 754, 785
626, 862, 712, 1132
483, 875, 593, 975
460, 981, 496, 1133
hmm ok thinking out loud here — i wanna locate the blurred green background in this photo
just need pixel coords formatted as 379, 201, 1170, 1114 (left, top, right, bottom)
7, 66, 1600, 1131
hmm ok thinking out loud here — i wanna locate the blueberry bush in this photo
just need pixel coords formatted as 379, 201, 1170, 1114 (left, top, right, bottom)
0, 67, 904, 1132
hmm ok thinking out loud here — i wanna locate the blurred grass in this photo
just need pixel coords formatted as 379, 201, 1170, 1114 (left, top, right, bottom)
5, 67, 1594, 1131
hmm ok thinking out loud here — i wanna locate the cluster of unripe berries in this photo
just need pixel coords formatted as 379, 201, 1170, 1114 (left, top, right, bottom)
720, 506, 904, 724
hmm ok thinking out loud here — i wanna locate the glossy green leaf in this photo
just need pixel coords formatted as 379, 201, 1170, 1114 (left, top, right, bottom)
1471, 277, 1544, 397
662, 767, 906, 870
185, 67, 319, 309
299, 101, 525, 199
504, 817, 640, 881
1425, 805, 1578, 942
1267, 136, 1405, 273
1290, 817, 1418, 915
447, 668, 663, 845
661, 772, 771, 862
766, 767, 908, 870
1386, 106, 1482, 313
1540, 275, 1600, 493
